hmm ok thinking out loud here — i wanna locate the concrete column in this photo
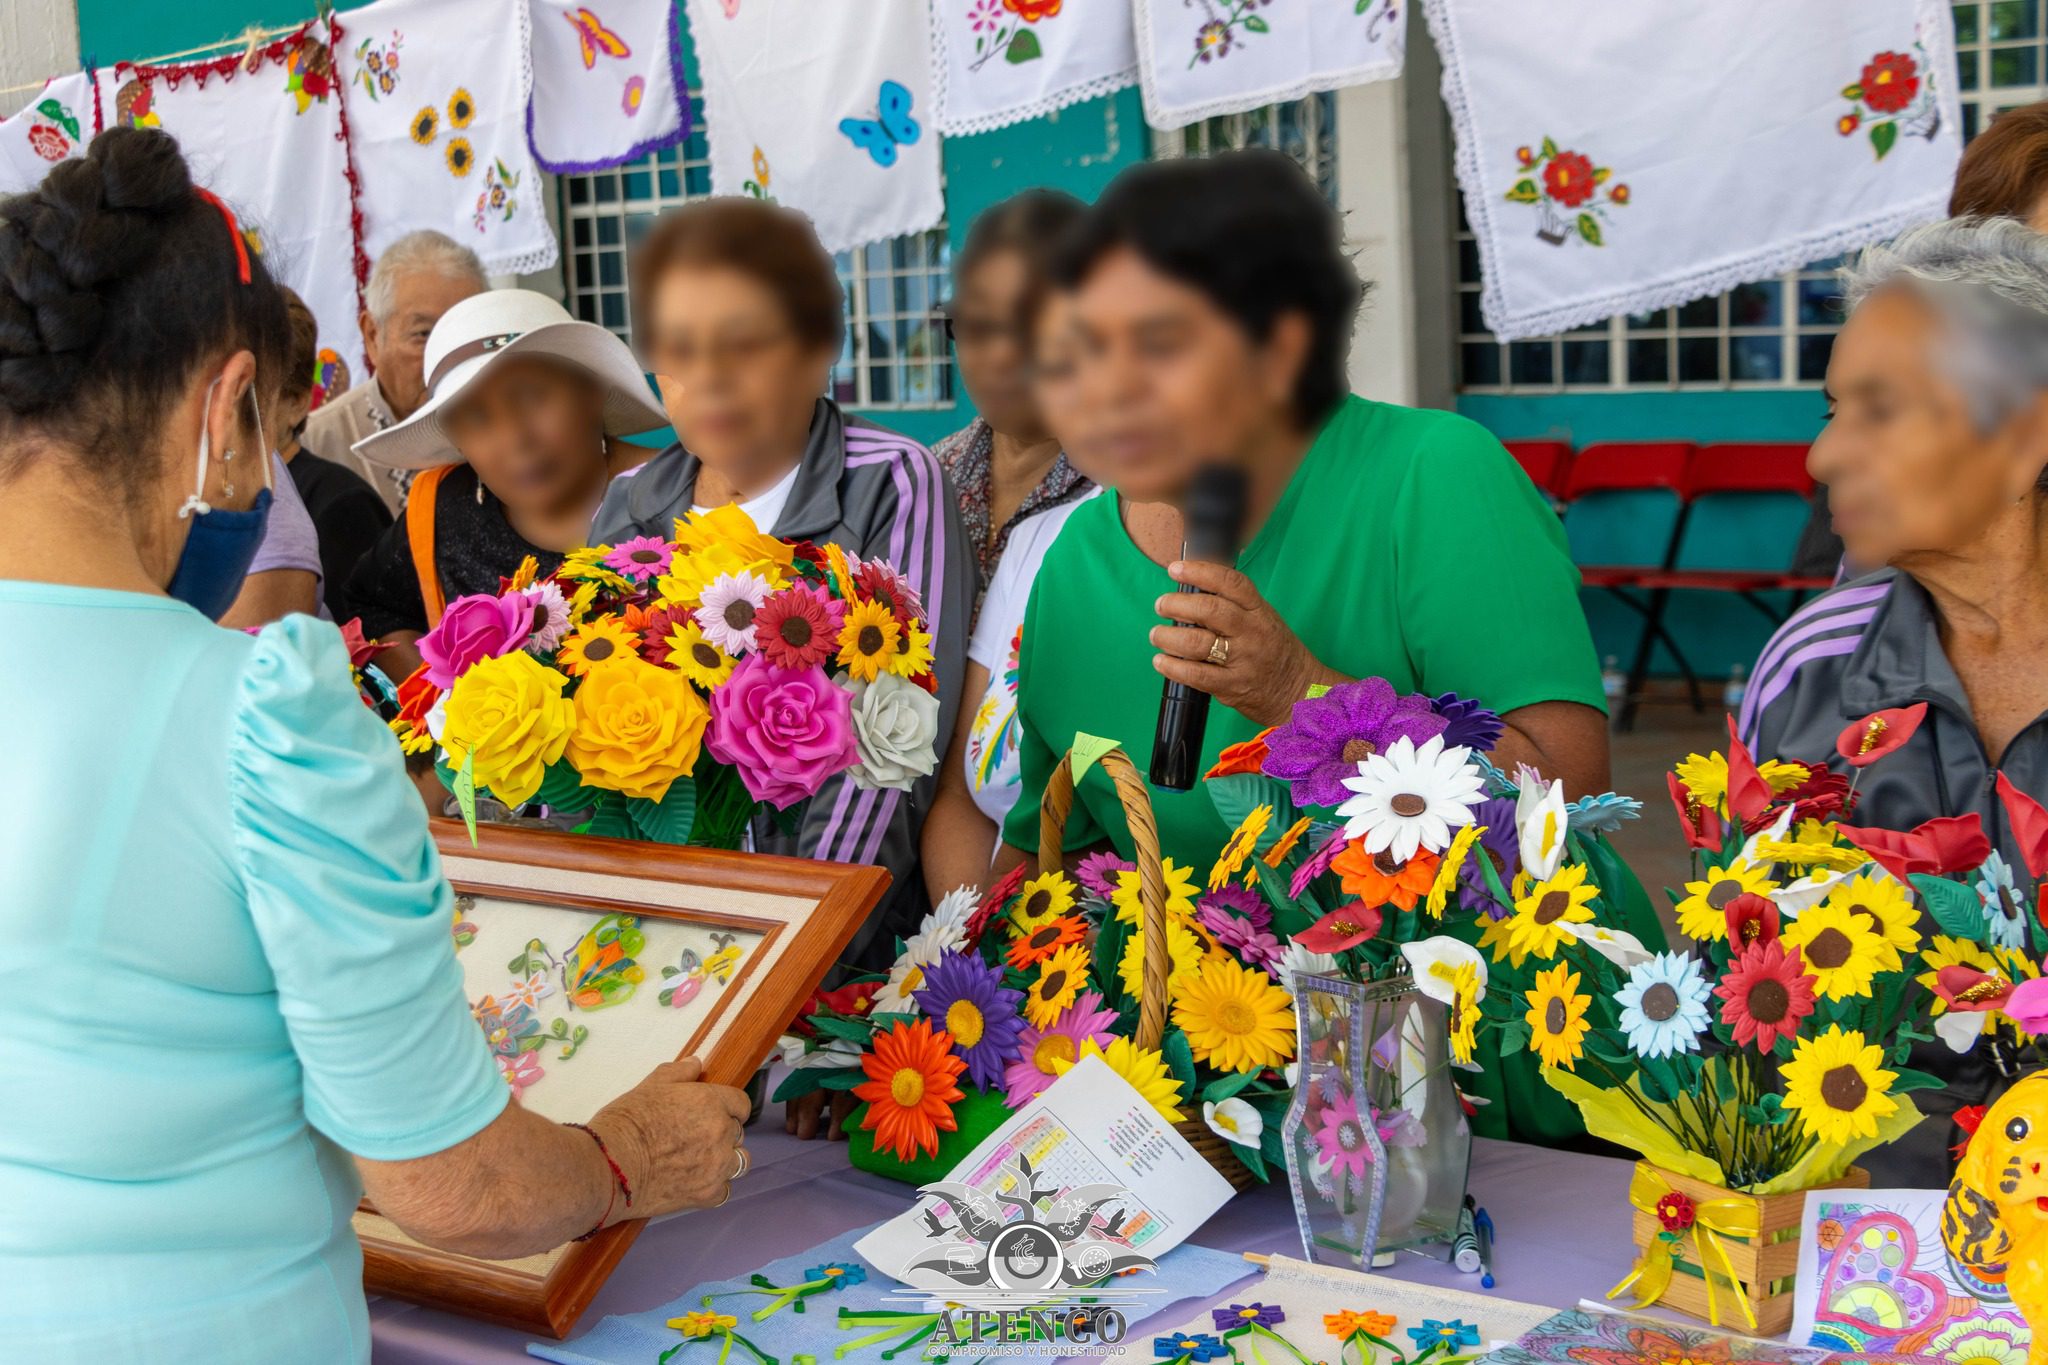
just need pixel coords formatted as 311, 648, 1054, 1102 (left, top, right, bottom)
1335, 73, 1418, 407
0, 0, 81, 120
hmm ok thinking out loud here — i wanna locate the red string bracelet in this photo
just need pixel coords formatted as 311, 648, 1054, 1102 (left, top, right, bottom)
565, 1122, 633, 1242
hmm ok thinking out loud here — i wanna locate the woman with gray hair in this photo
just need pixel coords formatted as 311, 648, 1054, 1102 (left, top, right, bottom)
1741, 216, 2048, 1183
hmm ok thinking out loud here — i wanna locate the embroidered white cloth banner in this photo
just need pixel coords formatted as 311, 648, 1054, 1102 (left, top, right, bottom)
689, 0, 943, 254
929, 0, 1136, 135
1424, 0, 1963, 341
1133, 0, 1405, 131
96, 35, 367, 390
527, 0, 689, 172
0, 73, 96, 196
337, 0, 558, 277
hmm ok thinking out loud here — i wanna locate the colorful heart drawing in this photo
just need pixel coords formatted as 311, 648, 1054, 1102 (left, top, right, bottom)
1812, 1208, 1956, 1350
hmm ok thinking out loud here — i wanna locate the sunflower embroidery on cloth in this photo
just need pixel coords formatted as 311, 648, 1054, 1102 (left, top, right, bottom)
1503, 137, 1628, 247
1837, 42, 1942, 159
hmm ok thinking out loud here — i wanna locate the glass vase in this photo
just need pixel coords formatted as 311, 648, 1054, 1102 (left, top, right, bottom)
1281, 972, 1472, 1268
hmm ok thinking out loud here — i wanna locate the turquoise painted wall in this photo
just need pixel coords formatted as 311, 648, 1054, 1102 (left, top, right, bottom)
1456, 390, 1826, 448
73, 1, 1143, 450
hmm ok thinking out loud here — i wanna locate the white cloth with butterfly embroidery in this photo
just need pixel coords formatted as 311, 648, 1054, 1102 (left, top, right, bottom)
1423, 0, 1964, 341
687, 0, 943, 254
0, 72, 95, 196
929, 0, 1137, 136
1131, 0, 1405, 131
86, 45, 367, 391
336, 0, 558, 276
527, 0, 690, 172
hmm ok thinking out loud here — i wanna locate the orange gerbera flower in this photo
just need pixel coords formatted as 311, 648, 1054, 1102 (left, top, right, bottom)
1006, 914, 1086, 970
1326, 1309, 1398, 1340
1331, 841, 1442, 911
1264, 814, 1314, 867
1204, 728, 1273, 779
853, 1018, 966, 1162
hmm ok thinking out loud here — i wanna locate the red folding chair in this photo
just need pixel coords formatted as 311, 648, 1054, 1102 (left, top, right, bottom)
1504, 440, 1573, 502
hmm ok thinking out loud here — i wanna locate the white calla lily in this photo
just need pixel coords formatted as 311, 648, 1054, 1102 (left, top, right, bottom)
1935, 1009, 1988, 1054
1204, 1097, 1265, 1147
1400, 936, 1488, 1005
1561, 921, 1654, 969
1774, 863, 1864, 917
1517, 777, 1570, 881
1735, 804, 1796, 868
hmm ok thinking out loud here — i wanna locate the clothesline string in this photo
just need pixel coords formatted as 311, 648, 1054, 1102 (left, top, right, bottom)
0, 19, 307, 100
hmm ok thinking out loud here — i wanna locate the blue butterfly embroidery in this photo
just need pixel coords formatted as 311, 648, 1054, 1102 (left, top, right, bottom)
839, 79, 920, 167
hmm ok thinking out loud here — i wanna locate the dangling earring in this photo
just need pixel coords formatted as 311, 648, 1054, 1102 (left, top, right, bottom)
475, 479, 485, 506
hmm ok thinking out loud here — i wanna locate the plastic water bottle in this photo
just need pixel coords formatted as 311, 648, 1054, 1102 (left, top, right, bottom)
1723, 664, 1748, 713
1601, 655, 1627, 731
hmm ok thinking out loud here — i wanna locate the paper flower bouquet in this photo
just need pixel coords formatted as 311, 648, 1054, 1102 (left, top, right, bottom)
387, 505, 941, 847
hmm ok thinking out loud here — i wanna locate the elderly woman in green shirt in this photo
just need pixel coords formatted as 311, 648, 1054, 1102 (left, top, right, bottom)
991, 150, 1658, 1145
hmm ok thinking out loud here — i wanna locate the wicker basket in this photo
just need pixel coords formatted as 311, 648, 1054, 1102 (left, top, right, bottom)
1036, 743, 1258, 1192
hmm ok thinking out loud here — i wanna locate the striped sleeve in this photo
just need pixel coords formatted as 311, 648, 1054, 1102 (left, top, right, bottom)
795, 429, 973, 879
1738, 579, 1893, 752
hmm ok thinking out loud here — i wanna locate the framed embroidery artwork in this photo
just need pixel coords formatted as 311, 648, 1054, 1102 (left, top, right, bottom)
355, 820, 890, 1337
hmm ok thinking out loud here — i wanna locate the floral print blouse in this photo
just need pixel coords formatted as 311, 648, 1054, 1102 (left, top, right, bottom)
933, 416, 1091, 616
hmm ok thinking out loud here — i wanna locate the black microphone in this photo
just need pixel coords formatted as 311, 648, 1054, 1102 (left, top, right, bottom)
1150, 463, 1249, 791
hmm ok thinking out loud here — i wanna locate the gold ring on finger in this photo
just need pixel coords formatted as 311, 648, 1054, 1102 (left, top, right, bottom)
1207, 635, 1231, 666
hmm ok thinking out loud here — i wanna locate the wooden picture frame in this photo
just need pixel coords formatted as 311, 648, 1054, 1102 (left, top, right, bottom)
356, 819, 889, 1338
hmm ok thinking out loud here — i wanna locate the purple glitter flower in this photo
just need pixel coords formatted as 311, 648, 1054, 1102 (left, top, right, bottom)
1263, 678, 1448, 809
1212, 917, 1282, 968
1289, 825, 1352, 899
1198, 884, 1270, 935
1075, 850, 1135, 901
1432, 691, 1505, 752
1458, 796, 1522, 917
1213, 1303, 1287, 1331
913, 951, 1026, 1092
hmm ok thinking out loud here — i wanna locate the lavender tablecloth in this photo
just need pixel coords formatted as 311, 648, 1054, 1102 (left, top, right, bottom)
368, 1135, 1644, 1364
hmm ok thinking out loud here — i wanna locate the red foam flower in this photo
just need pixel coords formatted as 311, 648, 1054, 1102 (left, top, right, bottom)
967, 863, 1030, 945
1953, 1104, 1989, 1161
1996, 772, 2048, 883
1724, 892, 1780, 948
1724, 715, 1774, 824
1668, 771, 1724, 852
1836, 703, 1927, 769
1206, 728, 1273, 780
338, 616, 388, 669
753, 584, 840, 670
1293, 901, 1385, 954
1757, 764, 1852, 829
1654, 1190, 1697, 1232
395, 663, 440, 731
1860, 51, 1921, 115
1542, 151, 1598, 208
1934, 965, 2014, 1013
1836, 814, 1991, 880
1715, 940, 1816, 1052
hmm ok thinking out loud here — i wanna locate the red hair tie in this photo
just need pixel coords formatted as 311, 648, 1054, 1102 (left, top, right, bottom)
191, 186, 251, 285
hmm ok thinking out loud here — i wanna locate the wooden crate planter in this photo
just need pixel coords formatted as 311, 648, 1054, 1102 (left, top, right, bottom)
1627, 1161, 1870, 1337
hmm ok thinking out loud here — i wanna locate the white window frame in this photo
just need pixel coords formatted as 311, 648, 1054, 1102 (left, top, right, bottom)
1148, 91, 1340, 200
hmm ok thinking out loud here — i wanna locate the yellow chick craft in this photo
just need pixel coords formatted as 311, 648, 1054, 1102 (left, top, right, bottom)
1943, 1071, 2048, 1365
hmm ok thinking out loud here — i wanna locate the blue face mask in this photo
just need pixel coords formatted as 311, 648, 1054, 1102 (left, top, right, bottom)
167, 379, 275, 621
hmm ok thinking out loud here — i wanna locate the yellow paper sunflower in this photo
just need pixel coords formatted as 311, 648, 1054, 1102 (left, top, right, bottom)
565, 657, 709, 802
559, 546, 636, 593
1524, 963, 1591, 1070
1781, 1025, 1899, 1145
440, 652, 575, 807
557, 617, 641, 676
566, 580, 599, 624
1010, 871, 1078, 933
1112, 858, 1200, 924
672, 502, 796, 576
886, 621, 935, 679
1427, 823, 1485, 919
1782, 902, 1886, 1001
1500, 863, 1598, 968
1673, 751, 1809, 816
1819, 874, 1920, 970
836, 599, 901, 683
1054, 1036, 1185, 1121
1024, 943, 1090, 1029
1006, 915, 1085, 970
664, 619, 736, 689
1209, 805, 1273, 891
1117, 919, 1208, 1001
1171, 957, 1297, 1073
1754, 833, 1870, 873
1674, 859, 1780, 943
1264, 815, 1314, 867
507, 555, 539, 592
1447, 960, 1482, 1065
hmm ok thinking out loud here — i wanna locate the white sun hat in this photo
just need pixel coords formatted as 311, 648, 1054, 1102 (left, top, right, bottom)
352, 289, 669, 470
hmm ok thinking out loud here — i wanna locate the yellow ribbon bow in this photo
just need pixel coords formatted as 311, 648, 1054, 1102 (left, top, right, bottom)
1608, 1166, 1761, 1331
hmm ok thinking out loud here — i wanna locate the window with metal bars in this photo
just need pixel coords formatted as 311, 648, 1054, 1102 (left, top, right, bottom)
555, 93, 953, 410
1148, 91, 1339, 200
1455, 1, 2015, 395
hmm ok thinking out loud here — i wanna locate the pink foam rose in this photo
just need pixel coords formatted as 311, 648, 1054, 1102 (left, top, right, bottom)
417, 591, 532, 690
706, 654, 858, 808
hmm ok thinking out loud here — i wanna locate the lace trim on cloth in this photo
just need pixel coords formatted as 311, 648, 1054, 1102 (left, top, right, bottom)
490, 0, 560, 277
927, 0, 1136, 138
1420, 0, 1964, 342
524, 0, 692, 174
1130, 0, 1402, 131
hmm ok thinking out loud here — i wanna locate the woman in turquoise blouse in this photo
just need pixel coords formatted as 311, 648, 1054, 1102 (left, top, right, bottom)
0, 131, 751, 1364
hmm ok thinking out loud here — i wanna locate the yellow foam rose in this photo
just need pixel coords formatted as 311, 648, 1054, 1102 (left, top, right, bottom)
441, 651, 574, 807
566, 656, 710, 802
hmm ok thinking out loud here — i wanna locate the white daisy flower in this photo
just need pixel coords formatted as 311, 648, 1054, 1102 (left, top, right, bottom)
928, 885, 981, 946
694, 569, 776, 655
1203, 1097, 1263, 1147
1614, 952, 1712, 1059
871, 909, 969, 1012
1337, 735, 1484, 863
1561, 921, 1654, 970
1272, 942, 1339, 996
520, 581, 570, 654
1978, 851, 2033, 951
1399, 936, 1488, 1006
1516, 776, 1570, 881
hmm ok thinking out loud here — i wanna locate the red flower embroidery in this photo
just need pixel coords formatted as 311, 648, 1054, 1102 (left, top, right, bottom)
1003, 0, 1062, 20
1654, 1190, 1697, 1232
1860, 51, 1920, 115
26, 124, 68, 162
1543, 151, 1598, 208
